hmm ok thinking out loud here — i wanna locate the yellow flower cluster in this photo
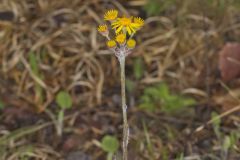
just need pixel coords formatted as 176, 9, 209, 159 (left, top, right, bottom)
98, 9, 144, 50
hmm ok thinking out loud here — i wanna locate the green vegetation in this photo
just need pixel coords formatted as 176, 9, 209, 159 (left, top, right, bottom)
55, 91, 72, 137
142, 120, 155, 160
175, 153, 184, 160
29, 52, 44, 107
56, 91, 72, 109
211, 112, 240, 159
126, 57, 145, 93
139, 83, 196, 113
101, 135, 119, 160
133, 57, 144, 80
144, 0, 176, 16
0, 100, 5, 110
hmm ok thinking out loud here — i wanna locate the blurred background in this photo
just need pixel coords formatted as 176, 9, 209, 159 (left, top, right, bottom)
0, 0, 240, 159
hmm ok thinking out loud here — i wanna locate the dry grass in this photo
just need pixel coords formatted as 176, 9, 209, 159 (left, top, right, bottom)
1, 0, 240, 110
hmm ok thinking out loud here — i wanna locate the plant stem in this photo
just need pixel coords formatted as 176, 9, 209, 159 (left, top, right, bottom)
57, 109, 64, 137
119, 56, 128, 160
107, 152, 114, 160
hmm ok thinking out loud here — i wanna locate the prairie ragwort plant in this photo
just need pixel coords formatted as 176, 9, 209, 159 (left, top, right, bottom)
98, 9, 144, 160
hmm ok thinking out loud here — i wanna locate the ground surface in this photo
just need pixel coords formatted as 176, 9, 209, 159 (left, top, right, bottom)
0, 0, 240, 160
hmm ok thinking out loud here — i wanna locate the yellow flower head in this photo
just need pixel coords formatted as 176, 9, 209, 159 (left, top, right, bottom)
98, 24, 108, 33
98, 10, 143, 50
106, 40, 117, 48
115, 33, 126, 44
112, 16, 141, 35
127, 39, 136, 49
104, 10, 118, 21
134, 17, 144, 28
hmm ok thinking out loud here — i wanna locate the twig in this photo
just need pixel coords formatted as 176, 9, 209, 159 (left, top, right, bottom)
195, 105, 240, 132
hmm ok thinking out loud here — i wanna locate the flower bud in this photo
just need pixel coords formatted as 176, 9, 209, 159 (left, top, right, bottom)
126, 39, 136, 49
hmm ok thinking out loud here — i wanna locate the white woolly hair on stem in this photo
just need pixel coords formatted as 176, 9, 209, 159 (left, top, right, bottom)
118, 54, 129, 160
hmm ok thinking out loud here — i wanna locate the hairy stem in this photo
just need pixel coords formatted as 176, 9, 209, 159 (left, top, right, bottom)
119, 56, 128, 160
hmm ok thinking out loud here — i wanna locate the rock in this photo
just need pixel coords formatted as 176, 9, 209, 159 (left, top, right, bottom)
219, 43, 240, 81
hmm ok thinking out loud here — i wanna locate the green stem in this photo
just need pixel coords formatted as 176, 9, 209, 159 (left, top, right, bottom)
107, 152, 113, 160
119, 56, 128, 160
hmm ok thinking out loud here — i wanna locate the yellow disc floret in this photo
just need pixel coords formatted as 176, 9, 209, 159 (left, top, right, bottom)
134, 17, 144, 28
106, 40, 117, 48
112, 16, 141, 35
126, 39, 136, 49
115, 33, 126, 44
98, 24, 108, 33
104, 9, 118, 21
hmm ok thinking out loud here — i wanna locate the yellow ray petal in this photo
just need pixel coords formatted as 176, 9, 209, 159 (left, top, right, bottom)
116, 25, 123, 33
